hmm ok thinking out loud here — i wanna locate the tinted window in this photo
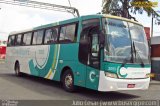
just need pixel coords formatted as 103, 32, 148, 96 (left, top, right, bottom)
32, 31, 38, 45
23, 32, 32, 45
8, 35, 15, 46
82, 19, 99, 29
32, 30, 44, 45
79, 19, 100, 68
91, 34, 99, 57
59, 24, 77, 42
44, 28, 58, 44
128, 23, 149, 63
15, 34, 22, 45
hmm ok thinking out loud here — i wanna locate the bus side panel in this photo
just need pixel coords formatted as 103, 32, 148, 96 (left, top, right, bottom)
7, 45, 52, 77
20, 46, 35, 75
6, 43, 87, 88
52, 43, 86, 87
6, 46, 37, 75
6, 47, 15, 72
28, 45, 56, 78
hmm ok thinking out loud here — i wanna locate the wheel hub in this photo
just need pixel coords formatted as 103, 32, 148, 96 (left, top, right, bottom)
65, 74, 73, 88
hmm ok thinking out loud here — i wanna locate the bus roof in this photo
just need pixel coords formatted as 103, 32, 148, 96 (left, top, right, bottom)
103, 14, 142, 26
9, 14, 143, 35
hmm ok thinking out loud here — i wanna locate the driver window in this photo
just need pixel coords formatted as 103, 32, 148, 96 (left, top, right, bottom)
79, 18, 100, 69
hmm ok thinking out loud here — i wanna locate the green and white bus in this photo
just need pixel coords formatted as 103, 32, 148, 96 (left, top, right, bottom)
6, 14, 151, 92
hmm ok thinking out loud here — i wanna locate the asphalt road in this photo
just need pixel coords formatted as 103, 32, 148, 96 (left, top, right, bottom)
0, 61, 160, 101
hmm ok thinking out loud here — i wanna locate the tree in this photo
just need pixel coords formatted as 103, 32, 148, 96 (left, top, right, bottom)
102, 0, 159, 20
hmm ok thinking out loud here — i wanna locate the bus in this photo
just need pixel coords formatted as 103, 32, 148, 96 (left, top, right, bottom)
0, 40, 7, 60
6, 14, 151, 92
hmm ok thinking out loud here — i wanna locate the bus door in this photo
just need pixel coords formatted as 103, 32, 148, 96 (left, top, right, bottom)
79, 19, 100, 90
86, 26, 100, 90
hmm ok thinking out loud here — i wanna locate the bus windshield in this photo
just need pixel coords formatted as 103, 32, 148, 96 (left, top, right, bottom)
102, 18, 150, 64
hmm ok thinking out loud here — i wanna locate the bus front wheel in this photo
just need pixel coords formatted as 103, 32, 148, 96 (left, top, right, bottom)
62, 69, 75, 92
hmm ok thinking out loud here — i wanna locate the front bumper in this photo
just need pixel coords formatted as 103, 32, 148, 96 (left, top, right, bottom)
98, 71, 150, 91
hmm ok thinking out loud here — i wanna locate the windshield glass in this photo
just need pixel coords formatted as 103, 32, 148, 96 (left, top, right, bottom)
129, 23, 150, 63
102, 18, 150, 64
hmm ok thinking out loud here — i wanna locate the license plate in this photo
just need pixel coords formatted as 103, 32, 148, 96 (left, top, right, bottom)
127, 84, 135, 88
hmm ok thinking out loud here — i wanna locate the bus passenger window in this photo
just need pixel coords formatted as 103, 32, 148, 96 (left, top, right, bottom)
44, 28, 58, 44
32, 30, 44, 45
32, 32, 38, 45
8, 35, 15, 46
15, 34, 22, 46
23, 33, 32, 45
59, 24, 77, 43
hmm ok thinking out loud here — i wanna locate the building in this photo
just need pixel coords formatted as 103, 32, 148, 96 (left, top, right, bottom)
151, 36, 160, 80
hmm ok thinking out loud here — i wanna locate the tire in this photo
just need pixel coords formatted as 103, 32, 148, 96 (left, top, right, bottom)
15, 62, 21, 76
62, 69, 76, 92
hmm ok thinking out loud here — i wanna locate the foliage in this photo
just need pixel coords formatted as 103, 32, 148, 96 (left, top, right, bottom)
102, 0, 159, 20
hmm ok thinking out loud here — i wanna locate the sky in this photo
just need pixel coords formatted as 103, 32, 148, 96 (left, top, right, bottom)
0, 0, 159, 41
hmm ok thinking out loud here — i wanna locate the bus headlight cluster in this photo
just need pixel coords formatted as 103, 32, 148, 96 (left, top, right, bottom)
145, 73, 153, 78
105, 72, 118, 79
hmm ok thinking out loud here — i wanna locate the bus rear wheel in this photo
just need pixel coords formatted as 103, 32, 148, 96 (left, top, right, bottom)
15, 62, 21, 76
62, 69, 75, 92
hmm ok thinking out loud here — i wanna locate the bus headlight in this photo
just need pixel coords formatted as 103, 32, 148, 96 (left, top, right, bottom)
145, 73, 150, 78
146, 73, 155, 78
105, 72, 118, 78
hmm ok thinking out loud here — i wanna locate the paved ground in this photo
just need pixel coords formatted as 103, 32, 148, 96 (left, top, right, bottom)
0, 61, 160, 101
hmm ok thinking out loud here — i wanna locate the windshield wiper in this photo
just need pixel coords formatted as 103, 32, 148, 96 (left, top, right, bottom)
121, 44, 134, 68
132, 41, 145, 67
